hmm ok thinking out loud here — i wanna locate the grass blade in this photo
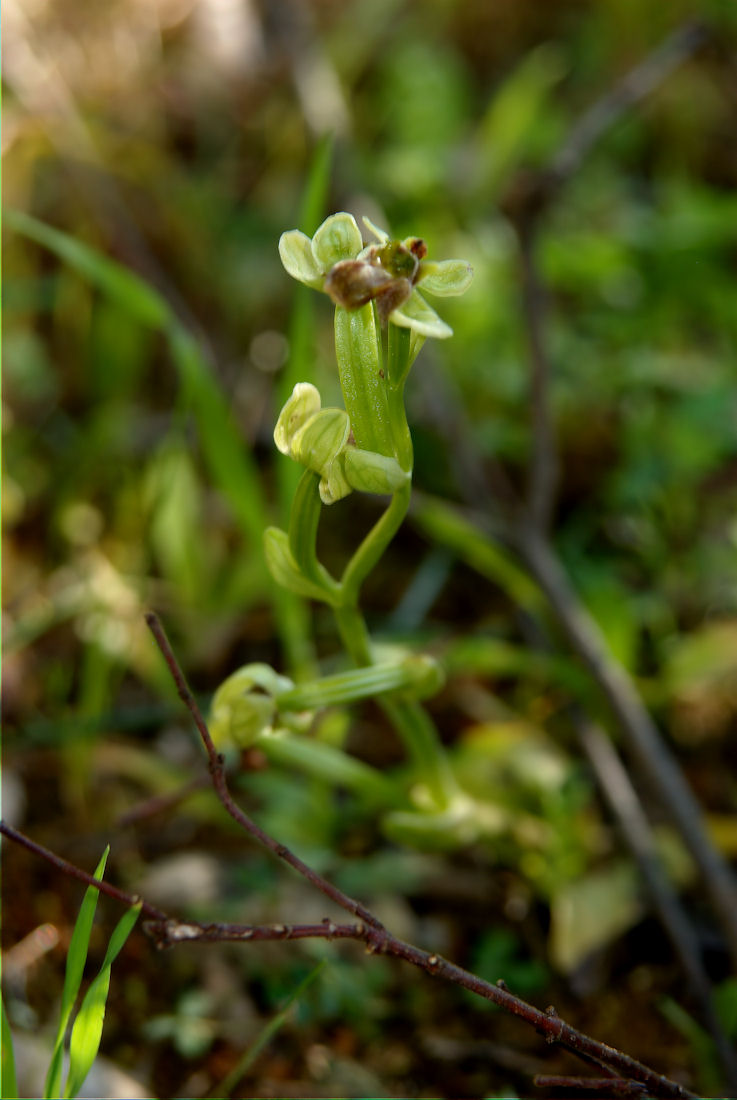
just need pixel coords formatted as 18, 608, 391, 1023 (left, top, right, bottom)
63, 902, 142, 1099
1, 997, 19, 1100
44, 848, 109, 1100
4, 209, 169, 329
212, 960, 327, 1097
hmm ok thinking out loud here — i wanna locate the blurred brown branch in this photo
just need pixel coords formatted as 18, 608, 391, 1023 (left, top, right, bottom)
0, 611, 704, 1100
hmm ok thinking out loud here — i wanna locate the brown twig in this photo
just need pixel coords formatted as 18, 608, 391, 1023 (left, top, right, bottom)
534, 1075, 647, 1095
577, 718, 737, 1090
517, 527, 737, 972
0, 819, 168, 922
142, 612, 383, 932
493, 13, 737, 976
136, 610, 697, 1098
0, 808, 703, 1099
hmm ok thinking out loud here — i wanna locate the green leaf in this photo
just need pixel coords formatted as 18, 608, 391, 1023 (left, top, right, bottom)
213, 961, 327, 1096
257, 732, 399, 804
411, 494, 545, 613
63, 902, 141, 1100
1, 997, 19, 1100
169, 328, 268, 548
45, 848, 110, 1100
264, 527, 340, 606
5, 209, 170, 329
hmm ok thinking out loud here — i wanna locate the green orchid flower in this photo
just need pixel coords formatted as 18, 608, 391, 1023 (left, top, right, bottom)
279, 212, 473, 339
274, 381, 408, 505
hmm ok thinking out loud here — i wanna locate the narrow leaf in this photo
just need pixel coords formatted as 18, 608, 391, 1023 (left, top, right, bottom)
1, 997, 19, 1100
63, 902, 141, 1100
5, 209, 169, 329
44, 848, 109, 1100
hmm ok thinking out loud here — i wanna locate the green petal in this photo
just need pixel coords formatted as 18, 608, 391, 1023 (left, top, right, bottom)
391, 290, 453, 339
311, 213, 363, 270
361, 216, 389, 244
278, 230, 324, 288
274, 382, 321, 455
291, 407, 351, 474
319, 458, 353, 505
419, 259, 474, 297
343, 447, 409, 496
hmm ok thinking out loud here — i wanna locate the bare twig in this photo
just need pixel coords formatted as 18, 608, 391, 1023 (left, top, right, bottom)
143, 612, 384, 933
518, 224, 558, 531
534, 1076, 647, 1095
0, 819, 168, 923
548, 21, 708, 195
578, 718, 737, 1090
137, 610, 697, 1098
0, 808, 702, 1098
517, 527, 737, 971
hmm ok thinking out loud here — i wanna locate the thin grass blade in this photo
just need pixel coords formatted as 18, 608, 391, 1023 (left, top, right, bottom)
1, 997, 19, 1100
63, 902, 142, 1100
44, 848, 109, 1100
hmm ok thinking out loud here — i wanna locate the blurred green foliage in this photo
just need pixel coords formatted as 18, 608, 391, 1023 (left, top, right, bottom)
3, 0, 737, 1095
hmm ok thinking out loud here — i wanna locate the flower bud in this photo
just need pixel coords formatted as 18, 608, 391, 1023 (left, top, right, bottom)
274, 382, 321, 456
209, 663, 294, 749
343, 447, 409, 497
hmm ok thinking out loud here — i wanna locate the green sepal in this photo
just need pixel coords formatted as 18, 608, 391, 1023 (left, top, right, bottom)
418, 259, 474, 296
264, 526, 341, 606
278, 230, 323, 288
343, 447, 409, 497
291, 408, 352, 503
311, 212, 363, 270
287, 472, 342, 593
391, 289, 452, 338
274, 382, 321, 456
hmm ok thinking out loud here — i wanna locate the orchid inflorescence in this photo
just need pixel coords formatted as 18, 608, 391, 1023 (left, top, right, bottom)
210, 211, 478, 846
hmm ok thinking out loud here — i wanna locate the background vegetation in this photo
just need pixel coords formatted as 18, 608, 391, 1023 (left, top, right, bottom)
3, 0, 737, 1097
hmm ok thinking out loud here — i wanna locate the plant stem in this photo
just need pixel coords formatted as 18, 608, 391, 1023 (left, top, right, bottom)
334, 512, 457, 810
340, 481, 411, 602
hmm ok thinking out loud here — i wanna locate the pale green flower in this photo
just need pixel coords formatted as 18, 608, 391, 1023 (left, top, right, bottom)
274, 382, 408, 505
279, 213, 473, 339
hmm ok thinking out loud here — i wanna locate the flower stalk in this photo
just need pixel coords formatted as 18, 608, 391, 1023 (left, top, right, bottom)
221, 211, 473, 828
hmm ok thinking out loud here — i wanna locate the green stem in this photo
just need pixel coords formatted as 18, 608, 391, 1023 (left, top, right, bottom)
288, 470, 341, 599
333, 600, 456, 809
380, 698, 458, 809
340, 481, 411, 604
386, 322, 414, 471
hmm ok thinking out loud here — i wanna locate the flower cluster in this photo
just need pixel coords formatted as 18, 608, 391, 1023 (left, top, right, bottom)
274, 381, 408, 505
279, 213, 473, 339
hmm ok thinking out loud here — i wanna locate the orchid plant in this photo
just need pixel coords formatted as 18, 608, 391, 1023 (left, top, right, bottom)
211, 213, 482, 846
